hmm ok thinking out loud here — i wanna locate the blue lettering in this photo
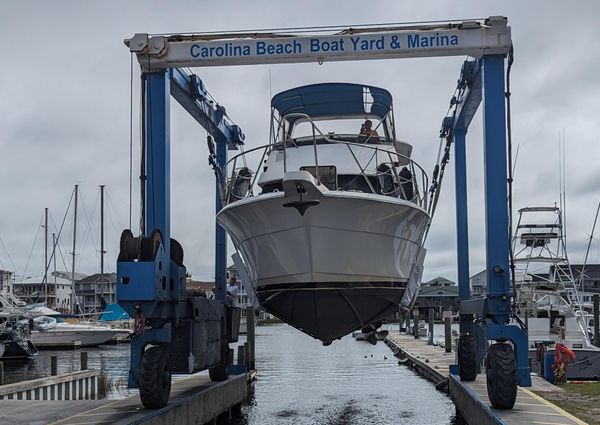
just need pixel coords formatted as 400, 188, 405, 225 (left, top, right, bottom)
257, 41, 266, 55
258, 40, 301, 55
408, 34, 419, 48
310, 39, 320, 52
190, 44, 200, 58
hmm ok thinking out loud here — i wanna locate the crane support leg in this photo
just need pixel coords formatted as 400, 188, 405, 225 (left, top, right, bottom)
117, 68, 242, 408
481, 54, 531, 394
214, 139, 227, 302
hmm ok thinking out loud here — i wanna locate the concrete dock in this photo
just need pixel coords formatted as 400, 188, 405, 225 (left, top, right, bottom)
385, 332, 588, 425
0, 372, 251, 425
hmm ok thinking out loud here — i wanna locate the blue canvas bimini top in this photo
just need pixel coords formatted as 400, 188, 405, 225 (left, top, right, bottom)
271, 83, 393, 125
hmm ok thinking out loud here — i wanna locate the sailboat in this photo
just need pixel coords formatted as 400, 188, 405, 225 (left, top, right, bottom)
25, 186, 128, 347
217, 83, 430, 345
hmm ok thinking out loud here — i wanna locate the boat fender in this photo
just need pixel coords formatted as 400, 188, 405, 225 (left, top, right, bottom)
230, 167, 252, 200
376, 164, 396, 196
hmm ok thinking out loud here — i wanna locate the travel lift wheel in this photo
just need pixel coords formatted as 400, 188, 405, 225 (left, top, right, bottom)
458, 334, 477, 381
139, 346, 172, 409
209, 342, 231, 381
486, 342, 517, 409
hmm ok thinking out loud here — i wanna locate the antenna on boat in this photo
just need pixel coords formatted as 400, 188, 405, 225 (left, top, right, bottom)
268, 68, 272, 100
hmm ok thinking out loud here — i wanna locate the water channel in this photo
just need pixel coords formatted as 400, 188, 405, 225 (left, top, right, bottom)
5, 323, 457, 424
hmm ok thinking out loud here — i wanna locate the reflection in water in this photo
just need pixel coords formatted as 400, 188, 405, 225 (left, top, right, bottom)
232, 323, 455, 425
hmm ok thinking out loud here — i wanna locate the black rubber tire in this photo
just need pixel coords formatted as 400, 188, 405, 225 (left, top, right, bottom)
209, 343, 230, 382
486, 343, 517, 409
458, 334, 477, 381
139, 346, 172, 409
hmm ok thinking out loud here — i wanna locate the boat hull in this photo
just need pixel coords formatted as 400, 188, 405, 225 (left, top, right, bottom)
30, 324, 125, 348
529, 347, 600, 380
1, 340, 38, 360
217, 189, 429, 343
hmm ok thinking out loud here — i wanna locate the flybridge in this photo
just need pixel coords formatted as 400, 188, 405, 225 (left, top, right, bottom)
126, 16, 511, 70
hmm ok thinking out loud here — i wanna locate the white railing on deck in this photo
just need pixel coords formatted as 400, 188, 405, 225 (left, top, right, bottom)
224, 114, 428, 210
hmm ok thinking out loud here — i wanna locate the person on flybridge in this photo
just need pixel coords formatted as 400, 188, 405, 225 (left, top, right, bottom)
359, 119, 379, 137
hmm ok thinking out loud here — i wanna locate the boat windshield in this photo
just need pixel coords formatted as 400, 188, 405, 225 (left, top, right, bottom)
292, 118, 386, 139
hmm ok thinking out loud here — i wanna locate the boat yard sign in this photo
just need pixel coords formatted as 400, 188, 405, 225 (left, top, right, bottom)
127, 16, 511, 70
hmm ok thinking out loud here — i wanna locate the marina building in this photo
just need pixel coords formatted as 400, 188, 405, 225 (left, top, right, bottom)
74, 273, 117, 315
414, 276, 459, 319
14, 271, 87, 312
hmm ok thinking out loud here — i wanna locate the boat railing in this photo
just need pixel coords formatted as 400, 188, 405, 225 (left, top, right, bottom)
223, 114, 428, 210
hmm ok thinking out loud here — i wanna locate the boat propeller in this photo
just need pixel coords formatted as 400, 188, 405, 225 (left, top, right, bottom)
360, 322, 389, 345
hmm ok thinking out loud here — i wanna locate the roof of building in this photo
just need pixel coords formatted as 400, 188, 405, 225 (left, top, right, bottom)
76, 272, 116, 284
557, 264, 600, 278
418, 285, 459, 297
423, 276, 456, 286
17, 271, 87, 286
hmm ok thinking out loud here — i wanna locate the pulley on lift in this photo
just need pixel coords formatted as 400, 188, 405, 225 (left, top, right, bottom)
118, 228, 184, 266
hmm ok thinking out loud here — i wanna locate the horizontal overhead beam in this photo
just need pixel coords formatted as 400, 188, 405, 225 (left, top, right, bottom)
169, 68, 245, 146
127, 17, 511, 71
453, 59, 483, 132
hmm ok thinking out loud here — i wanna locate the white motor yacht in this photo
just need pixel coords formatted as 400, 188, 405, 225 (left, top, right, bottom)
217, 83, 430, 344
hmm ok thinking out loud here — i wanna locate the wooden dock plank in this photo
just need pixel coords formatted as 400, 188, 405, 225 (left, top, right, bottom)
0, 372, 249, 425
385, 332, 587, 425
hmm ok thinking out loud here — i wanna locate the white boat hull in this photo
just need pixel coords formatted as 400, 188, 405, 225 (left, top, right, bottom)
218, 184, 429, 343
30, 323, 125, 348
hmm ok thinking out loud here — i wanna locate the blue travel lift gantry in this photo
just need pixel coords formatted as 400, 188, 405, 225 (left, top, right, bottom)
119, 16, 530, 409
116, 66, 244, 408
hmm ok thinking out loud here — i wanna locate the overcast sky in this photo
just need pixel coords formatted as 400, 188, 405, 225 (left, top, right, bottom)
1, 1, 599, 284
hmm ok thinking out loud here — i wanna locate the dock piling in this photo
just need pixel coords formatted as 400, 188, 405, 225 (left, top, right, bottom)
237, 344, 246, 365
412, 309, 419, 339
246, 306, 255, 369
228, 348, 234, 367
398, 312, 403, 333
0, 362, 4, 385
50, 355, 58, 376
80, 351, 88, 370
444, 316, 452, 353
428, 309, 434, 345
244, 342, 250, 369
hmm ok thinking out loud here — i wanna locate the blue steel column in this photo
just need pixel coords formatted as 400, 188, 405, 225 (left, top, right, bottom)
214, 140, 227, 302
482, 54, 511, 325
144, 71, 171, 264
454, 128, 470, 303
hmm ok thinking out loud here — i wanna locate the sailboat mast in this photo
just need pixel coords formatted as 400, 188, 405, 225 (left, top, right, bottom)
52, 233, 57, 280
100, 185, 105, 306
71, 184, 79, 314
44, 207, 48, 305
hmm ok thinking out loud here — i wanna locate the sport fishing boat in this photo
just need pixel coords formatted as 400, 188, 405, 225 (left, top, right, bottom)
512, 207, 600, 380
217, 83, 430, 345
